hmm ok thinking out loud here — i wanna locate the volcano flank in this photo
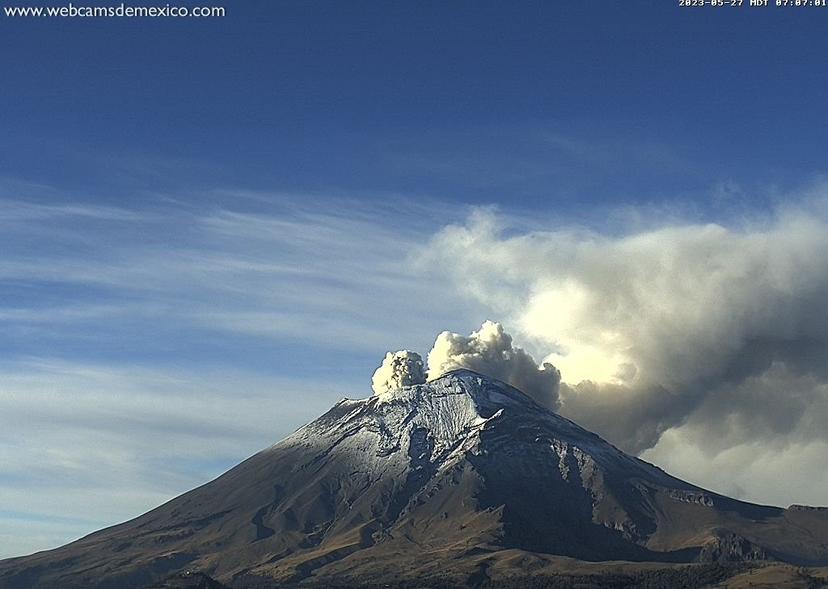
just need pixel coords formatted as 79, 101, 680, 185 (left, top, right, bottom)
2, 370, 827, 588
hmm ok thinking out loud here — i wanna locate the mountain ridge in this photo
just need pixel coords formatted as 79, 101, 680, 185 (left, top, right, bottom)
1, 369, 827, 588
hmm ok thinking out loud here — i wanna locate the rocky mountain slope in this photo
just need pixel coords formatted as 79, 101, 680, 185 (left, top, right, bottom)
1, 370, 827, 588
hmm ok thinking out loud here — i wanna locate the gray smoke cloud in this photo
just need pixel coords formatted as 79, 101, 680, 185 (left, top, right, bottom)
371, 350, 426, 400
420, 202, 828, 465
426, 320, 562, 409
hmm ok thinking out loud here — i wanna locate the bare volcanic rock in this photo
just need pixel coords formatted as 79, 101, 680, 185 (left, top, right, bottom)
147, 571, 231, 589
1, 370, 827, 589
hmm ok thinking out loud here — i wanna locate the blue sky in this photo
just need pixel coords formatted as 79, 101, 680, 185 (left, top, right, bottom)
4, 0, 828, 209
4, 0, 828, 559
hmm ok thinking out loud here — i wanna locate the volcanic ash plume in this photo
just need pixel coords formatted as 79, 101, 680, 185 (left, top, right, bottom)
426, 320, 561, 410
371, 350, 426, 400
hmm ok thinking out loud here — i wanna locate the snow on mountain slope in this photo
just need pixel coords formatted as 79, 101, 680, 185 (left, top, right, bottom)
1, 370, 827, 589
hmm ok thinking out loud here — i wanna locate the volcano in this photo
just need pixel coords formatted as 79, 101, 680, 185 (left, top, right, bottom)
2, 370, 827, 588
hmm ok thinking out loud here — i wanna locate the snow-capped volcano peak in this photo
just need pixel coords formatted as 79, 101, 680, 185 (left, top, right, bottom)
5, 369, 828, 589
373, 369, 542, 418
285, 370, 513, 462
283, 369, 644, 495
290, 369, 552, 456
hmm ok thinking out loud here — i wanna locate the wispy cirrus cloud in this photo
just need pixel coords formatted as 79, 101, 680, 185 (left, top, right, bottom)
0, 184, 482, 558
0, 357, 348, 558
0, 188, 477, 353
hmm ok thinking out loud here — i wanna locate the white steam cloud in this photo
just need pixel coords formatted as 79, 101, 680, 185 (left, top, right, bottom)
371, 322, 560, 408
371, 350, 426, 399
419, 202, 828, 467
426, 320, 561, 409
365, 194, 828, 506
366, 196, 828, 506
